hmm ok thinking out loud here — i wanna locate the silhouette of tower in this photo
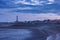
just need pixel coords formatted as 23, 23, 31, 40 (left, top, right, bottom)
16, 16, 19, 22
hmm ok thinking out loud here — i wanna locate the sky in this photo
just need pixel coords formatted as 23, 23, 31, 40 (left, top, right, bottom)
0, 0, 60, 22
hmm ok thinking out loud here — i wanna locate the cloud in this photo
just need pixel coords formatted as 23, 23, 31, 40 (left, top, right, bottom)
14, 0, 55, 5
47, 0, 55, 4
0, 0, 59, 9
14, 0, 41, 5
0, 2, 60, 13
15, 3, 60, 13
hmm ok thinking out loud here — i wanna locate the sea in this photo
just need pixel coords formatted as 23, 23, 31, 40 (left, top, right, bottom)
0, 28, 48, 40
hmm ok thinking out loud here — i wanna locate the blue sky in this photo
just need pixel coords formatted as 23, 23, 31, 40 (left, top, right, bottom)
0, 0, 60, 22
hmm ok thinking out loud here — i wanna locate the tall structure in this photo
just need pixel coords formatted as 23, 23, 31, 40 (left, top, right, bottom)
16, 16, 19, 22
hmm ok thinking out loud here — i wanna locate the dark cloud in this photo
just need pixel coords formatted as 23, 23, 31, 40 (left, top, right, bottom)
0, 0, 60, 13
13, 4, 60, 13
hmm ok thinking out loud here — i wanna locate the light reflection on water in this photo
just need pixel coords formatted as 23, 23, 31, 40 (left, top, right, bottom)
0, 29, 32, 40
